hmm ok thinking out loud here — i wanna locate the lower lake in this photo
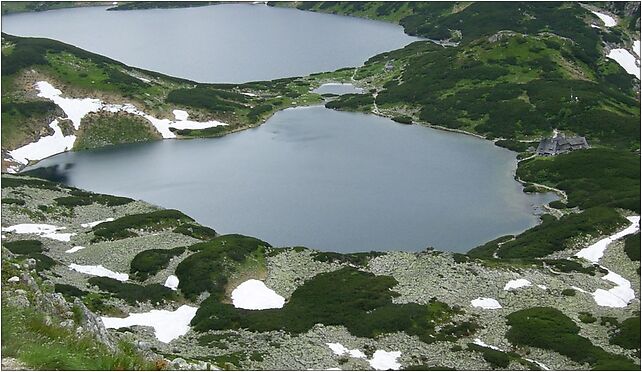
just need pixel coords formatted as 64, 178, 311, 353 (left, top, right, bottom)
24, 107, 556, 253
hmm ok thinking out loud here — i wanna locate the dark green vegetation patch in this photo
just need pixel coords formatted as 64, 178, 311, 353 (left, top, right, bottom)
2, 197, 26, 205
87, 277, 176, 305
1, 176, 61, 191
506, 307, 639, 370
55, 189, 133, 208
192, 267, 455, 344
609, 316, 641, 350
130, 247, 186, 280
172, 223, 217, 241
312, 250, 385, 267
623, 233, 640, 262
517, 149, 640, 212
3, 239, 43, 255
54, 283, 89, 300
176, 234, 271, 300
495, 207, 626, 259
73, 112, 161, 151
91, 209, 194, 242
2, 239, 54, 271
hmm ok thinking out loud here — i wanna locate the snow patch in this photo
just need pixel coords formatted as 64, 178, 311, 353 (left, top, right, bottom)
368, 350, 402, 370
231, 279, 285, 310
503, 279, 531, 291
473, 338, 502, 351
537, 285, 548, 290
35, 81, 102, 130
633, 40, 641, 59
591, 10, 616, 27
327, 343, 366, 359
69, 263, 128, 281
171, 109, 228, 130
81, 218, 115, 228
592, 270, 635, 308
164, 275, 180, 291
607, 49, 641, 79
8, 120, 76, 165
575, 216, 640, 263
2, 223, 74, 241
101, 305, 197, 343
8, 276, 19, 283
66, 246, 86, 253
470, 297, 502, 309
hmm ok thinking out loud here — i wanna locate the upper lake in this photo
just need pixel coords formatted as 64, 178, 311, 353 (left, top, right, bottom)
24, 107, 556, 253
1, 3, 421, 83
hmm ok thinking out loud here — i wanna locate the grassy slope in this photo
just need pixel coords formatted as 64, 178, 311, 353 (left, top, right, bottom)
73, 112, 161, 150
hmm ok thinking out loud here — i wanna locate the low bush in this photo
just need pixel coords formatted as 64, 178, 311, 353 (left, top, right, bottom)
506, 307, 638, 370
55, 192, 133, 207
610, 316, 640, 350
173, 223, 217, 240
517, 149, 640, 213
496, 207, 626, 259
191, 267, 455, 344
176, 234, 271, 300
391, 115, 413, 124
561, 288, 576, 296
312, 251, 384, 266
91, 209, 194, 242
3, 240, 43, 254
130, 247, 186, 280
1, 176, 61, 190
2, 197, 26, 205
54, 283, 88, 299
87, 277, 175, 305
467, 343, 510, 368
578, 312, 597, 324
623, 233, 640, 262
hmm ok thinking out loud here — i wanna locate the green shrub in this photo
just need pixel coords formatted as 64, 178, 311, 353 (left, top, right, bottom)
130, 246, 186, 280
517, 149, 640, 213
312, 251, 384, 266
3, 240, 43, 254
172, 223, 217, 240
2, 197, 26, 205
548, 200, 567, 209
561, 288, 576, 296
55, 193, 133, 207
1, 176, 61, 190
495, 140, 536, 153
467, 235, 513, 259
54, 283, 88, 299
506, 307, 638, 369
391, 115, 413, 124
176, 234, 270, 300
543, 259, 596, 275
610, 316, 640, 350
623, 233, 640, 262
578, 312, 597, 324
191, 267, 455, 344
87, 277, 175, 305
91, 209, 194, 242
467, 343, 510, 368
496, 207, 626, 259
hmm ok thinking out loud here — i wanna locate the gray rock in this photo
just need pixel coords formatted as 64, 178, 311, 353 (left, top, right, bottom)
25, 258, 37, 269
137, 340, 151, 351
72, 298, 116, 350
